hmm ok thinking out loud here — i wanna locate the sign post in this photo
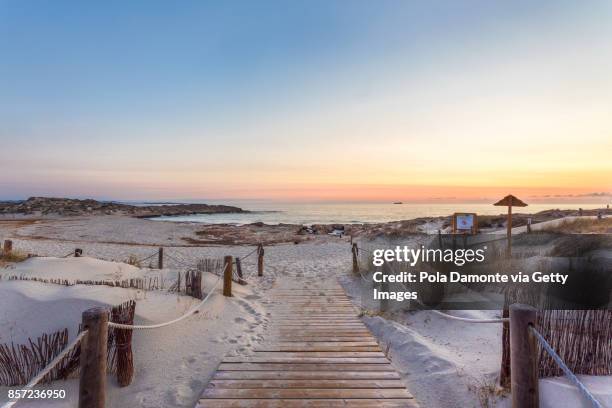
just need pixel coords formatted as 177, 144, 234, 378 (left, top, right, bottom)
493, 195, 528, 257
452, 212, 478, 234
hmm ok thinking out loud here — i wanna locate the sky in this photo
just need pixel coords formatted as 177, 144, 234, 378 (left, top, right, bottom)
0, 0, 611, 202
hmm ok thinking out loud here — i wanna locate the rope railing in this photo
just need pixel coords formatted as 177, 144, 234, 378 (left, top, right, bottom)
357, 268, 369, 282
136, 250, 158, 264
240, 247, 259, 260
429, 309, 508, 323
1, 330, 88, 408
163, 252, 193, 268
529, 326, 604, 408
108, 270, 224, 330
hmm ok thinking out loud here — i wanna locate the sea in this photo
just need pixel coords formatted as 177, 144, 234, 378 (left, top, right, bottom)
140, 200, 607, 226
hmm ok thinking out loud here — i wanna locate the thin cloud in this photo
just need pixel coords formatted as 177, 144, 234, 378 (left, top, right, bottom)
529, 192, 611, 198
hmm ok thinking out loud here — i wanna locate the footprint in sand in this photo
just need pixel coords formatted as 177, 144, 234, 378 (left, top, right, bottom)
190, 379, 204, 391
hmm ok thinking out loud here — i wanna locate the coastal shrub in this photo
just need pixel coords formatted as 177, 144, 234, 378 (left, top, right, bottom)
0, 250, 29, 263
541, 217, 612, 234
125, 254, 141, 268
549, 234, 609, 257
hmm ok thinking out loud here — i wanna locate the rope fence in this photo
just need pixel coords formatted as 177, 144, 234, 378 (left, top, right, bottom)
108, 272, 223, 330
135, 250, 158, 264
163, 252, 193, 268
429, 309, 508, 324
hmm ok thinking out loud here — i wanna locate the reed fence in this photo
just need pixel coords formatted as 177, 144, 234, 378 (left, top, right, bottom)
0, 299, 136, 388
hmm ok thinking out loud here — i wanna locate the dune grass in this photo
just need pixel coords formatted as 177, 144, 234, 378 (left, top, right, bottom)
541, 217, 612, 233
0, 250, 29, 264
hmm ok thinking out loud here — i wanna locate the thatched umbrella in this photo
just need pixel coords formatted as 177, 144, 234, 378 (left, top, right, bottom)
494, 194, 528, 257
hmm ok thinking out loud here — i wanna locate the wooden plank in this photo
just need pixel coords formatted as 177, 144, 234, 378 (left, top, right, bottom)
197, 399, 418, 407
273, 324, 365, 326
274, 337, 378, 342
217, 363, 396, 371
222, 357, 390, 364
254, 342, 381, 353
208, 379, 406, 389
273, 319, 362, 322
256, 346, 381, 352
213, 371, 401, 380
249, 351, 385, 358
201, 388, 413, 399
275, 331, 372, 334
262, 342, 379, 347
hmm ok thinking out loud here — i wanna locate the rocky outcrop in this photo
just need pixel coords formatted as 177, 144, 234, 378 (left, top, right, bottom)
0, 197, 245, 217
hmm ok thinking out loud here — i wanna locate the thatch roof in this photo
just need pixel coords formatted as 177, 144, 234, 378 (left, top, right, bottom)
493, 194, 528, 207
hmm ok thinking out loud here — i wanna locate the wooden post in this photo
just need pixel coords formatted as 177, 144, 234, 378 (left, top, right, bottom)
236, 257, 243, 279
380, 261, 390, 312
79, 307, 108, 408
510, 303, 538, 408
352, 243, 359, 274
527, 218, 532, 234
75, 248, 83, 257
235, 257, 246, 285
257, 244, 264, 277
3, 240, 12, 255
158, 247, 164, 269
223, 255, 233, 297
500, 307, 511, 388
507, 205, 513, 258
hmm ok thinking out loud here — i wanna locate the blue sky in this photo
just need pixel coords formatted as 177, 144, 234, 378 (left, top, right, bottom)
1, 1, 611, 201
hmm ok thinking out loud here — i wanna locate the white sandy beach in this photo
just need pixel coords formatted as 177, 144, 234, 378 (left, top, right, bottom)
0, 216, 610, 408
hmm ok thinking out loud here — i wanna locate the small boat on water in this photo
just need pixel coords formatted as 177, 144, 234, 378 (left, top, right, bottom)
393, 202, 403, 204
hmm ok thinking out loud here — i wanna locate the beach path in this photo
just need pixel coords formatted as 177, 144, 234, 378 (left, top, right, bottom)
197, 279, 418, 407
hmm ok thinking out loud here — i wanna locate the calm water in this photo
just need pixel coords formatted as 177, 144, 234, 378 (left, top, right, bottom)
148, 200, 606, 225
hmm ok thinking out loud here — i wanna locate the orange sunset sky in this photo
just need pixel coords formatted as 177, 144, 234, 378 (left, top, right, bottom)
0, 1, 610, 202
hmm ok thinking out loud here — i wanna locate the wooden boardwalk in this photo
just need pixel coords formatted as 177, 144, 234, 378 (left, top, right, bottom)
197, 280, 418, 407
